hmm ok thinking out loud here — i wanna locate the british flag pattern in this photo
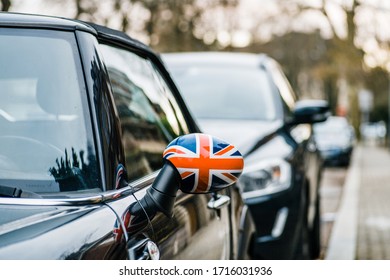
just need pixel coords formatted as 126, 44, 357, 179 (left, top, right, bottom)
113, 206, 149, 242
113, 208, 131, 242
163, 133, 244, 193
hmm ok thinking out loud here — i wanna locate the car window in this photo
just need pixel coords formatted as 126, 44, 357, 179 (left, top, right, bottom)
0, 29, 102, 194
100, 45, 187, 181
167, 65, 277, 121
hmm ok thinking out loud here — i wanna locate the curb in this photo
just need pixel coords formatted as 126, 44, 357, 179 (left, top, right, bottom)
325, 145, 361, 260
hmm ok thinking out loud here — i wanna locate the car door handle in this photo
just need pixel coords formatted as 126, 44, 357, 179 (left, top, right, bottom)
207, 194, 230, 210
127, 238, 160, 260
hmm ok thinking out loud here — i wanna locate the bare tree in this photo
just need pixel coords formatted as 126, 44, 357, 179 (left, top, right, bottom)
233, 0, 383, 131
126, 0, 239, 52
73, 0, 99, 21
261, 0, 390, 132
36, 0, 239, 51
1, 0, 11, 11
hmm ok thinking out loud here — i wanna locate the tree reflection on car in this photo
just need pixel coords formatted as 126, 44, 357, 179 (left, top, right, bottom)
49, 146, 100, 192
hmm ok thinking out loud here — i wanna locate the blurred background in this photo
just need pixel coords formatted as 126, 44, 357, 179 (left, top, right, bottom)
3, 0, 390, 143
3, 0, 390, 260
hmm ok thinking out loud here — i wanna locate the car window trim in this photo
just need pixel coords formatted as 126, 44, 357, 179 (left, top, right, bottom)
0, 186, 132, 206
0, 170, 160, 206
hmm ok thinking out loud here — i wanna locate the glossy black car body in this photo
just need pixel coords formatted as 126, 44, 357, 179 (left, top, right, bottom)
163, 52, 329, 259
0, 13, 254, 260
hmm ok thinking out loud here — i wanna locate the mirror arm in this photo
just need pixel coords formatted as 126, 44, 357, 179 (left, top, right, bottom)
142, 161, 181, 217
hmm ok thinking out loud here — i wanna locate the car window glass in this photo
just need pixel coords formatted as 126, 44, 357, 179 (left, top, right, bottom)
0, 29, 101, 194
167, 65, 277, 120
150, 64, 190, 135
99, 44, 184, 181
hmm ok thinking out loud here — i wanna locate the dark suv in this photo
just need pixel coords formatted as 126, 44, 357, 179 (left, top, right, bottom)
163, 52, 329, 259
0, 13, 254, 260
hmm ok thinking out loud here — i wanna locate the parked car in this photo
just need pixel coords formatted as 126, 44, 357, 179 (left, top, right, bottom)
0, 13, 255, 260
314, 116, 355, 166
360, 121, 386, 146
162, 52, 329, 259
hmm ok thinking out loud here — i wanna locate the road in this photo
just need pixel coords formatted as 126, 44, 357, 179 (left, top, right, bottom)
318, 165, 348, 259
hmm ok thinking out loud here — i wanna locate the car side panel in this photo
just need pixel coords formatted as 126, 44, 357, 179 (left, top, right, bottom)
0, 203, 127, 259
153, 191, 230, 260
290, 124, 321, 228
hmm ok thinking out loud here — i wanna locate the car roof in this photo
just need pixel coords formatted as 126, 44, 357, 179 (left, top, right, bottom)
0, 12, 153, 54
163, 52, 270, 68
0, 11, 95, 32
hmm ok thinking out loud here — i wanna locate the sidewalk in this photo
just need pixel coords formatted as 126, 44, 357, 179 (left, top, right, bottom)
325, 144, 390, 259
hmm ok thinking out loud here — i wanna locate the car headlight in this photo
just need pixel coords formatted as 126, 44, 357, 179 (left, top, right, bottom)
238, 158, 291, 199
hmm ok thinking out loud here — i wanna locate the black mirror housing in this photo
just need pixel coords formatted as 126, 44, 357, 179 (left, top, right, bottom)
290, 100, 330, 125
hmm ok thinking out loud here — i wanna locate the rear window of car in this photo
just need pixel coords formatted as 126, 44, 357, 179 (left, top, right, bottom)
165, 64, 277, 121
0, 28, 102, 194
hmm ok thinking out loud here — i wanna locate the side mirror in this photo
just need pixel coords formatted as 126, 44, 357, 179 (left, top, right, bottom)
135, 133, 244, 217
290, 99, 330, 125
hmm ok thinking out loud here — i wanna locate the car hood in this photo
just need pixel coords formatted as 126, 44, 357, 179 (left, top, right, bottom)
196, 119, 283, 156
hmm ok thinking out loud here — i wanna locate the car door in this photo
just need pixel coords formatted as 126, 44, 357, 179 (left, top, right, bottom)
98, 42, 231, 259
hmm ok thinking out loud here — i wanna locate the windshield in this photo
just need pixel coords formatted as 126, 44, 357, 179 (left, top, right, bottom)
167, 64, 276, 120
0, 29, 101, 194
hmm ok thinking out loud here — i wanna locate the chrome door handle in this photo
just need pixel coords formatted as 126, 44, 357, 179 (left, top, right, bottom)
207, 194, 230, 210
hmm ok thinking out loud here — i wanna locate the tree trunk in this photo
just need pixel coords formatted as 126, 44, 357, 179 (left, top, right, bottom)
1, 0, 11, 11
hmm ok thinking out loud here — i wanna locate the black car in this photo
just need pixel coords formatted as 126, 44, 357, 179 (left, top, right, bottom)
314, 116, 355, 166
0, 13, 255, 260
162, 52, 329, 259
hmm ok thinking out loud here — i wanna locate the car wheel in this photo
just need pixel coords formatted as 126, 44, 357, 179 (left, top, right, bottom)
310, 198, 321, 259
294, 217, 311, 259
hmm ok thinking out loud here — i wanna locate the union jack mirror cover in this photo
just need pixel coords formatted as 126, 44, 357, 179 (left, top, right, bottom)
163, 133, 244, 193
